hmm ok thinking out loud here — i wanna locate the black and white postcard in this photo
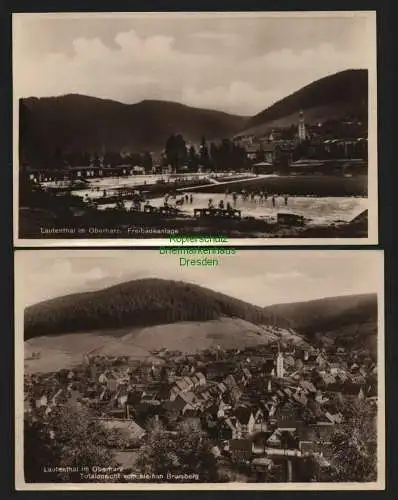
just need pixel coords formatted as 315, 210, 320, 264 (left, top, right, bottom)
14, 249, 385, 489
13, 11, 377, 246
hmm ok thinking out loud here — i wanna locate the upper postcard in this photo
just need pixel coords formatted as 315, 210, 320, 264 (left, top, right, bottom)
13, 11, 378, 247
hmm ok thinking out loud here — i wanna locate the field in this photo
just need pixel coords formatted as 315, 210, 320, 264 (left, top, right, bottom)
24, 318, 306, 373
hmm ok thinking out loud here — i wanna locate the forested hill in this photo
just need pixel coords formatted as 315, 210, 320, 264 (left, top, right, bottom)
19, 95, 247, 156
24, 279, 289, 340
264, 293, 377, 352
240, 69, 368, 135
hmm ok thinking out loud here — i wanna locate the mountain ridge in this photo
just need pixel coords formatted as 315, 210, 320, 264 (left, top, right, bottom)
19, 69, 368, 155
239, 69, 368, 136
24, 278, 290, 340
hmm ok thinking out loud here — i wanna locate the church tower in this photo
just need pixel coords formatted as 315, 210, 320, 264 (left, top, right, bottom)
276, 345, 285, 378
298, 110, 307, 141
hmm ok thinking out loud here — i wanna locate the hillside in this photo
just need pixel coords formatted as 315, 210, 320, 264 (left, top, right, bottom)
24, 278, 291, 340
24, 280, 377, 364
264, 293, 378, 353
239, 69, 368, 136
24, 318, 307, 374
19, 94, 247, 156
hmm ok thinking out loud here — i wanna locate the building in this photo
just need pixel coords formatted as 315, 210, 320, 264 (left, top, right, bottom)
298, 110, 307, 141
276, 351, 285, 378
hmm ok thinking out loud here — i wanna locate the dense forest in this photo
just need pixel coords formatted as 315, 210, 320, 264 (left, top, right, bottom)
25, 280, 377, 354
264, 293, 377, 353
24, 279, 289, 339
19, 95, 247, 163
243, 69, 368, 134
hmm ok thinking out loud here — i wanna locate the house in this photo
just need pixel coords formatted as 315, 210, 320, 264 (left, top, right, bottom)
292, 392, 308, 406
315, 391, 329, 404
324, 411, 343, 424
182, 376, 194, 390
245, 145, 259, 161
261, 143, 278, 164
350, 374, 365, 385
266, 429, 282, 448
229, 439, 252, 462
34, 392, 48, 409
140, 391, 161, 405
127, 390, 143, 405
101, 418, 146, 444
99, 387, 113, 402
316, 354, 327, 368
215, 382, 227, 395
233, 407, 256, 436
218, 417, 241, 440
313, 419, 336, 437
195, 372, 206, 386
223, 374, 238, 390
210, 446, 221, 458
253, 408, 267, 433
284, 356, 295, 368
299, 440, 316, 455
196, 387, 212, 402
173, 394, 196, 414
251, 161, 274, 175
275, 406, 300, 431
115, 386, 129, 407
251, 457, 274, 474
51, 388, 67, 406
328, 363, 341, 375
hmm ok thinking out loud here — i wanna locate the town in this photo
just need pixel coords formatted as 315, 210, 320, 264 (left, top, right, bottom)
22, 110, 367, 183
19, 109, 369, 239
24, 338, 377, 483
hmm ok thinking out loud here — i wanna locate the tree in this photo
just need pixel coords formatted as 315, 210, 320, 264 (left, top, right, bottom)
188, 145, 198, 171
141, 151, 153, 172
199, 136, 210, 169
280, 430, 299, 450
165, 134, 187, 173
296, 455, 322, 482
52, 145, 65, 170
135, 420, 225, 482
327, 399, 377, 482
24, 403, 119, 482
92, 151, 101, 167
160, 406, 181, 430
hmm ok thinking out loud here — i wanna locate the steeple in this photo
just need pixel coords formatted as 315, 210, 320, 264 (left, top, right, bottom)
298, 110, 307, 141
276, 347, 284, 378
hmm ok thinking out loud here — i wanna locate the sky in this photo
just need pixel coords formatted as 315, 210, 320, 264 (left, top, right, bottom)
16, 250, 382, 308
13, 12, 375, 116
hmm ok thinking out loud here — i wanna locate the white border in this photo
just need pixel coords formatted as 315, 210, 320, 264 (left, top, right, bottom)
12, 11, 378, 247
14, 249, 385, 490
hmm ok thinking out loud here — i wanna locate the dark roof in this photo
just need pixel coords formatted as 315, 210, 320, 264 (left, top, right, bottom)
233, 407, 253, 425
262, 143, 277, 153
229, 439, 252, 451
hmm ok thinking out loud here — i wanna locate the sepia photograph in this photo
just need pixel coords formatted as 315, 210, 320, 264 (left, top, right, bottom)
13, 11, 377, 246
15, 249, 385, 490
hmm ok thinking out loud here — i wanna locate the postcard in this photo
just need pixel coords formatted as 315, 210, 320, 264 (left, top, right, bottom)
13, 11, 377, 246
15, 249, 385, 489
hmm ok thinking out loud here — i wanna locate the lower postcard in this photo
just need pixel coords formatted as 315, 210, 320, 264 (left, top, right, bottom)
14, 249, 385, 490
